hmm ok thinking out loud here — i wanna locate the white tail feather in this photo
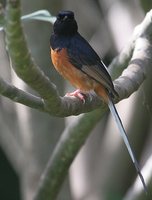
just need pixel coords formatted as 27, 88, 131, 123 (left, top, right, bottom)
108, 97, 147, 193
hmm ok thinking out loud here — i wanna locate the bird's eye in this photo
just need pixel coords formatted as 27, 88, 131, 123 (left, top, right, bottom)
63, 15, 68, 20
58, 14, 68, 20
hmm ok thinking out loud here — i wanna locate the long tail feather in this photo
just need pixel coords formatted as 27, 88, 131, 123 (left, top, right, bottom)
108, 97, 147, 193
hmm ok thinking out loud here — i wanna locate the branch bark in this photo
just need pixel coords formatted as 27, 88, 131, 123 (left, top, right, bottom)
0, 76, 45, 110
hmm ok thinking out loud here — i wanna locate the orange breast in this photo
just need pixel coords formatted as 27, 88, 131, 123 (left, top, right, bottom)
51, 48, 98, 91
51, 48, 108, 101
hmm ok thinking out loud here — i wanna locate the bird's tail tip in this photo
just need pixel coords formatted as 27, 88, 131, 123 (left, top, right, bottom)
107, 97, 147, 193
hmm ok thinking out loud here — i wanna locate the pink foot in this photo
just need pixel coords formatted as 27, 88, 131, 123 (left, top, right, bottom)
66, 89, 86, 103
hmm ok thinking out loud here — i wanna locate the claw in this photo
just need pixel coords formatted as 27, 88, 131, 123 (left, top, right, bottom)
66, 89, 86, 103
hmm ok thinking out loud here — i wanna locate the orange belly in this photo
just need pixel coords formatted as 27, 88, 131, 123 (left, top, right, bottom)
51, 48, 108, 101
51, 48, 97, 91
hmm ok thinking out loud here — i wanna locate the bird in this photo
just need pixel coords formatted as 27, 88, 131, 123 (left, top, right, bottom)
50, 10, 147, 192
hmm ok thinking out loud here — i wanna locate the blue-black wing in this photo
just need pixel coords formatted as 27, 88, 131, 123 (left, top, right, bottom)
67, 33, 117, 96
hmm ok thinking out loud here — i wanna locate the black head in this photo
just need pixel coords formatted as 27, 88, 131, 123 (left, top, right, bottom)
53, 10, 78, 36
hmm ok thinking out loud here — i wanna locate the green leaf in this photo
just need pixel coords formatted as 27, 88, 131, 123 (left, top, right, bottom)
0, 10, 55, 31
21, 10, 56, 24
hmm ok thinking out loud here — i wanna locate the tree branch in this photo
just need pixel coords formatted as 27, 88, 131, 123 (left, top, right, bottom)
109, 8, 152, 79
33, 107, 107, 200
5, 0, 62, 115
114, 36, 152, 100
0, 76, 45, 110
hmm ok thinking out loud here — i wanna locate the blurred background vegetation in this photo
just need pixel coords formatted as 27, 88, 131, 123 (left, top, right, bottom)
0, 0, 152, 200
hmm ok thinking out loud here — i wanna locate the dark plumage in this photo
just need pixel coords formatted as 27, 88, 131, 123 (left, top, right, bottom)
50, 10, 147, 192
50, 10, 117, 97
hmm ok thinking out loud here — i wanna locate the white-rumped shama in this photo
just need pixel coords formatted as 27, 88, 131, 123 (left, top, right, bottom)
50, 10, 147, 192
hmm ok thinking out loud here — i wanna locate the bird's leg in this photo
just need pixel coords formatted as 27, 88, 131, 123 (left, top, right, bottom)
66, 89, 86, 103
